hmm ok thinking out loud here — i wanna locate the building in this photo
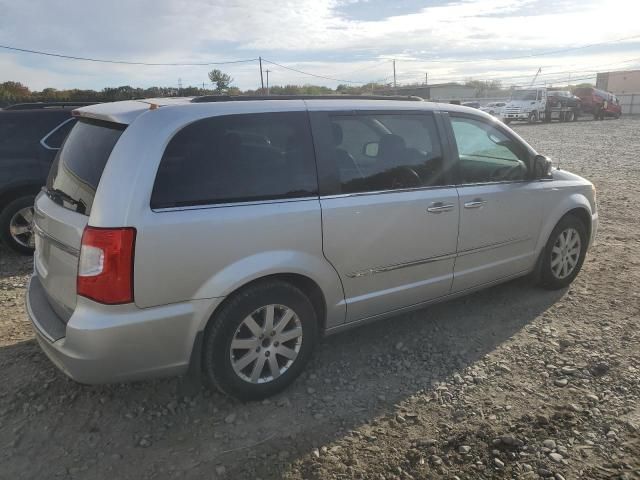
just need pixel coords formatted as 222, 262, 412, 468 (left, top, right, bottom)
596, 70, 640, 94
373, 83, 477, 101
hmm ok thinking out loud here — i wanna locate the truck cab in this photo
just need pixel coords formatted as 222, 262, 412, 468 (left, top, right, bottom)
503, 87, 547, 124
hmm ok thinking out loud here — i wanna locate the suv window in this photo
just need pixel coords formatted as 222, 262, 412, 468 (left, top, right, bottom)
0, 111, 69, 158
450, 116, 528, 184
47, 118, 126, 215
42, 119, 77, 150
329, 113, 444, 193
151, 112, 317, 208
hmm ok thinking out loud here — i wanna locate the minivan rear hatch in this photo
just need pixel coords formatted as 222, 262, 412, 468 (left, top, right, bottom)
34, 118, 126, 321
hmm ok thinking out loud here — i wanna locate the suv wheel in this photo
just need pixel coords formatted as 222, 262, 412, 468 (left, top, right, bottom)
538, 215, 587, 289
0, 196, 36, 255
202, 280, 318, 400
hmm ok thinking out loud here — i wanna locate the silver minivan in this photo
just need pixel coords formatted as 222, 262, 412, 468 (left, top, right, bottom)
26, 96, 597, 400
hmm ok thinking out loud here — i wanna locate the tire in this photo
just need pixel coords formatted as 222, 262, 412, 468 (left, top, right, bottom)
565, 111, 574, 122
0, 195, 36, 255
528, 111, 538, 124
538, 215, 588, 290
202, 280, 318, 401
504, 119, 511, 125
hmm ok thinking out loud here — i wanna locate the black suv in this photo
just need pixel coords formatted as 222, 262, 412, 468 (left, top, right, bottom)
0, 103, 95, 253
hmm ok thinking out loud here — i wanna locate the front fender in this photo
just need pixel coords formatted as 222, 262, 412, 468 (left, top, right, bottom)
194, 250, 346, 330
535, 192, 593, 254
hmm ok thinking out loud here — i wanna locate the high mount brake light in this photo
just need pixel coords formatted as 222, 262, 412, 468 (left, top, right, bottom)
77, 227, 136, 304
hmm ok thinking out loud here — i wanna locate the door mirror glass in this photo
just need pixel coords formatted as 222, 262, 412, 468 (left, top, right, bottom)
362, 141, 379, 157
533, 154, 553, 179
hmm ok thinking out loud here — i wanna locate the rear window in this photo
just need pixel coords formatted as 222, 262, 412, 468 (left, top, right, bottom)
46, 118, 126, 215
151, 111, 318, 209
0, 110, 70, 158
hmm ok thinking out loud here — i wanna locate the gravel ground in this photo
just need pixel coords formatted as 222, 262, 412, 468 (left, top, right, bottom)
1, 117, 639, 480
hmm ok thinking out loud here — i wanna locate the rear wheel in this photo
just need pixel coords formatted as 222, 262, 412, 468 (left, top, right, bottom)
202, 280, 318, 400
538, 215, 587, 290
0, 195, 36, 255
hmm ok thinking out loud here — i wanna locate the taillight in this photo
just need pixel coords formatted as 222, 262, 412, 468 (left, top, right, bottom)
77, 227, 136, 304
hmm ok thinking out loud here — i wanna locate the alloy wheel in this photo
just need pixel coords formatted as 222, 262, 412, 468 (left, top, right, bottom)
550, 227, 581, 279
230, 304, 303, 384
9, 206, 35, 249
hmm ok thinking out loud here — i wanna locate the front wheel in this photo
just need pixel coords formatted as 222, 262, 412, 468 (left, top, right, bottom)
0, 195, 36, 255
528, 111, 538, 124
538, 215, 588, 290
202, 280, 318, 400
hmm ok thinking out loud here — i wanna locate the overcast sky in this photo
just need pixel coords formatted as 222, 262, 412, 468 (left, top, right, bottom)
1, 0, 639, 91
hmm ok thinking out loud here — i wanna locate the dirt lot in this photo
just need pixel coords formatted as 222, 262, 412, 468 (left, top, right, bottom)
1, 117, 639, 480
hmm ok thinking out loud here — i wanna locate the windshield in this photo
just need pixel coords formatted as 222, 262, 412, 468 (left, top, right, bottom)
46, 118, 126, 215
511, 90, 538, 101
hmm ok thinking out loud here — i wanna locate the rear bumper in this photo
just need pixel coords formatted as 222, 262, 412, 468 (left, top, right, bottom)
27, 274, 221, 384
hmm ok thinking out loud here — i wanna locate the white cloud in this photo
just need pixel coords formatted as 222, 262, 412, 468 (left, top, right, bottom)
0, 0, 638, 90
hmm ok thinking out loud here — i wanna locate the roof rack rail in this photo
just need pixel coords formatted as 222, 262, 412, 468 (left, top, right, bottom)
191, 95, 424, 103
4, 102, 99, 111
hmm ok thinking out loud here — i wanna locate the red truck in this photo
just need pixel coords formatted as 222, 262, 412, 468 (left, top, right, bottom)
573, 87, 622, 120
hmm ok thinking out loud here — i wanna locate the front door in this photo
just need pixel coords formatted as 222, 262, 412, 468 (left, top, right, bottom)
446, 114, 545, 292
311, 110, 459, 322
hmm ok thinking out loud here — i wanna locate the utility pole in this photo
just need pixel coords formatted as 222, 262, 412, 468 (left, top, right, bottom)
266, 69, 271, 96
393, 59, 397, 88
259, 57, 265, 94
425, 72, 428, 86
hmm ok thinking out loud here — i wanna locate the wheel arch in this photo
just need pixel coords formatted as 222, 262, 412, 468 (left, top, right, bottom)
536, 195, 593, 255
0, 183, 41, 211
212, 273, 329, 335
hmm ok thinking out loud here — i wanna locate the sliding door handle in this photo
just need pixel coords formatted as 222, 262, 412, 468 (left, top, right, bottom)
427, 202, 455, 214
464, 199, 487, 209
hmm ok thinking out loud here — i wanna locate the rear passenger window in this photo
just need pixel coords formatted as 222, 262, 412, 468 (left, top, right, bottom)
151, 112, 317, 208
329, 113, 444, 193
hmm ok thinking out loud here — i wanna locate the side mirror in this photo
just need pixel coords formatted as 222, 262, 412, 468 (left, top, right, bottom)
533, 154, 553, 179
363, 142, 379, 157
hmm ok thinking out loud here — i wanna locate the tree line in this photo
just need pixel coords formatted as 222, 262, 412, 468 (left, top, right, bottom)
0, 68, 592, 107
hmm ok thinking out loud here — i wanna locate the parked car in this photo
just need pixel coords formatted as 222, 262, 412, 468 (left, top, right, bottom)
546, 90, 581, 121
27, 96, 597, 400
573, 87, 621, 119
480, 101, 506, 116
462, 101, 481, 109
0, 102, 95, 253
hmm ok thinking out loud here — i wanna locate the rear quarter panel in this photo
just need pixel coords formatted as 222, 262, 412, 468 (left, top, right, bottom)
89, 102, 346, 329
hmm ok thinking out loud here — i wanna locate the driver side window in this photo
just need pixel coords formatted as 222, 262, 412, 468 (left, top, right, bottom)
450, 116, 528, 184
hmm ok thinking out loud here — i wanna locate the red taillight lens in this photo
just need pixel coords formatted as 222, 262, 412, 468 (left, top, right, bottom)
77, 227, 136, 304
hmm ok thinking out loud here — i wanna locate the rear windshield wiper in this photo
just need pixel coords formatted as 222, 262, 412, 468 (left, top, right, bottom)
42, 186, 86, 214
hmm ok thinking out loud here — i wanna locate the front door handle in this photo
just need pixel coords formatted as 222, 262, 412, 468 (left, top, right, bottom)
427, 202, 455, 214
464, 198, 487, 209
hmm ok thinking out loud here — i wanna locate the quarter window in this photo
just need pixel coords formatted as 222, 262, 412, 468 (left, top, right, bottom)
450, 116, 528, 184
328, 113, 445, 193
151, 112, 318, 208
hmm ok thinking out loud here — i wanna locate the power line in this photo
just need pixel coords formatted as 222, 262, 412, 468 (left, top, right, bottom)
0, 44, 258, 66
261, 58, 365, 84
388, 34, 640, 64
395, 55, 640, 87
